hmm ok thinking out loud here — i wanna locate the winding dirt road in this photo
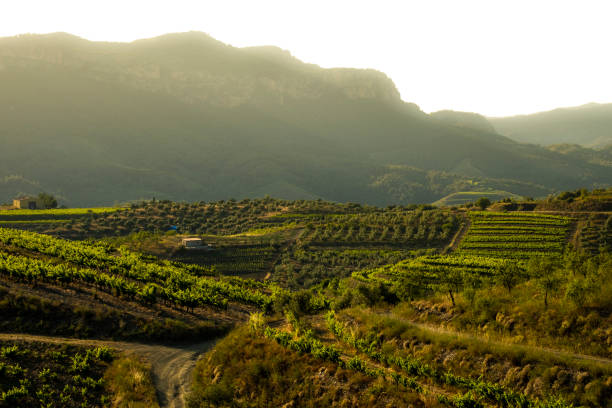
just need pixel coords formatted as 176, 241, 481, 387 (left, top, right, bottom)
0, 333, 218, 408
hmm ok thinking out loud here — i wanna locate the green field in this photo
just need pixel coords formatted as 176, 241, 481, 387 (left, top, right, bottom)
0, 219, 71, 224
0, 208, 122, 221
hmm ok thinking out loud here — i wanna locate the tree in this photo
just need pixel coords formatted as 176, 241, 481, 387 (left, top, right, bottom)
496, 262, 522, 293
528, 257, 563, 308
475, 197, 491, 210
565, 278, 589, 308
441, 268, 464, 306
563, 250, 588, 277
37, 192, 58, 209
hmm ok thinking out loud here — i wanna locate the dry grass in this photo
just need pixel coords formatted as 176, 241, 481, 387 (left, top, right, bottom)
104, 353, 160, 408
187, 325, 435, 408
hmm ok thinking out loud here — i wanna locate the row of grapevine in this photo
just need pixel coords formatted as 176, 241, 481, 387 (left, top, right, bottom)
261, 327, 443, 400
0, 227, 216, 279
459, 242, 564, 250
0, 251, 228, 309
353, 254, 510, 286
0, 208, 121, 222
0, 228, 276, 310
299, 211, 460, 245
325, 312, 572, 408
0, 342, 113, 407
463, 235, 566, 243
456, 212, 573, 260
469, 226, 567, 235
263, 325, 506, 407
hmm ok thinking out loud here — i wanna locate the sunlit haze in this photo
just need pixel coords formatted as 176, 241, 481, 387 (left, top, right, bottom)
1, 0, 611, 116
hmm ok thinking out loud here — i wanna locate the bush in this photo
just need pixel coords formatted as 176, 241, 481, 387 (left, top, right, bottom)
475, 197, 491, 210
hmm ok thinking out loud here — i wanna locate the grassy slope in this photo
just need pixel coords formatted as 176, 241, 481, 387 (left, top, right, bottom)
188, 326, 433, 408
333, 308, 612, 407
104, 354, 160, 408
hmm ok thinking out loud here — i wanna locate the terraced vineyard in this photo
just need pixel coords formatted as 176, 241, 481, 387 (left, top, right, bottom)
457, 212, 573, 259
577, 214, 612, 253
353, 254, 507, 283
351, 211, 574, 299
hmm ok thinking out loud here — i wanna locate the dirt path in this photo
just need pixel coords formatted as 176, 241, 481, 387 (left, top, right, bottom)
442, 217, 471, 254
569, 219, 586, 249
0, 333, 218, 408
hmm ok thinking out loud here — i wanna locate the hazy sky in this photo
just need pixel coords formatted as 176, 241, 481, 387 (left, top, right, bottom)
1, 0, 611, 116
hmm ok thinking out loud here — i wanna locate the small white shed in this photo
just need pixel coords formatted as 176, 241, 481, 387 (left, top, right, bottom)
181, 237, 204, 249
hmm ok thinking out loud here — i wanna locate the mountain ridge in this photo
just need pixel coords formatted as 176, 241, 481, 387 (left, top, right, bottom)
488, 102, 612, 148
0, 32, 609, 206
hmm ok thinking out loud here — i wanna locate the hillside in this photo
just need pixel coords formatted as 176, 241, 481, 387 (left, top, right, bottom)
0, 32, 610, 206
431, 190, 523, 207
547, 143, 612, 167
489, 103, 612, 148
2, 194, 612, 407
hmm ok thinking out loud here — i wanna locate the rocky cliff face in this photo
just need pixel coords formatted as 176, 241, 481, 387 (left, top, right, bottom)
0, 32, 402, 108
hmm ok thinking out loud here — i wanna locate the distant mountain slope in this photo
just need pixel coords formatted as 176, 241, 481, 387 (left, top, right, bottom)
432, 190, 523, 207
430, 110, 496, 133
546, 144, 612, 167
489, 103, 612, 148
0, 32, 610, 205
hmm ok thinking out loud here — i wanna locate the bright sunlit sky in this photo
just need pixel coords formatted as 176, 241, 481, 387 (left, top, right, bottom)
1, 0, 611, 116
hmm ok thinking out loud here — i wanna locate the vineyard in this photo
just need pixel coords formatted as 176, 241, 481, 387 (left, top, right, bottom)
324, 312, 571, 408
0, 208, 123, 236
577, 214, 612, 253
20, 199, 382, 238
458, 212, 573, 260
350, 211, 575, 300
297, 210, 460, 246
248, 311, 575, 408
174, 245, 280, 277
0, 227, 279, 313
323, 309, 612, 407
53, 200, 462, 289
0, 341, 113, 407
270, 208, 459, 289
1, 196, 611, 407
